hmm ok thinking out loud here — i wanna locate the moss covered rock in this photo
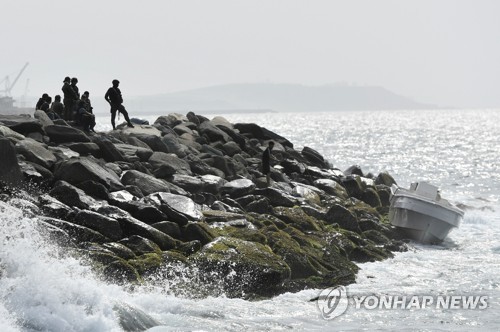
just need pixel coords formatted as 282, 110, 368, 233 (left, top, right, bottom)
188, 236, 291, 297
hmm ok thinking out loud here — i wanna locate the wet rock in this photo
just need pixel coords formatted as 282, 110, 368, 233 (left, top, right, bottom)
199, 174, 226, 194
39, 194, 74, 219
344, 165, 364, 177
254, 187, 297, 207
15, 139, 57, 169
182, 222, 216, 245
102, 242, 137, 260
54, 157, 124, 191
325, 204, 361, 233
121, 170, 170, 196
45, 125, 90, 143
313, 179, 348, 199
301, 146, 327, 168
246, 197, 273, 214
151, 221, 181, 239
170, 174, 204, 193
291, 183, 322, 205
376, 185, 391, 207
189, 236, 291, 297
148, 192, 203, 222
221, 179, 255, 197
0, 138, 23, 187
75, 180, 110, 200
49, 181, 103, 210
116, 215, 177, 250
280, 159, 306, 174
73, 209, 123, 241
340, 176, 363, 198
375, 171, 397, 187
273, 206, 322, 232
104, 261, 140, 284
39, 217, 108, 244
360, 188, 382, 207
119, 235, 161, 255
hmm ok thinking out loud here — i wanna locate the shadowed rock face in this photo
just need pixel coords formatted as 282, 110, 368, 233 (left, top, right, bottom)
0, 138, 23, 187
7, 111, 406, 298
54, 157, 124, 191
45, 125, 91, 143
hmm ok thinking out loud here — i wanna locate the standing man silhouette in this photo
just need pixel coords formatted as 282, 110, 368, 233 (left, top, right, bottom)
262, 141, 274, 187
105, 79, 134, 130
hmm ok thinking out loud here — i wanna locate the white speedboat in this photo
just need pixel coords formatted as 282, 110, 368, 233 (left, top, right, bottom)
389, 182, 464, 244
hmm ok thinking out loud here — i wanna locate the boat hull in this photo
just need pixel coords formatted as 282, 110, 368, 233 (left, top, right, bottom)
389, 187, 463, 244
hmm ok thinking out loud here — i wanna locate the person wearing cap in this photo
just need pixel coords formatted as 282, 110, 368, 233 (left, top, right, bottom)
104, 79, 134, 130
62, 76, 79, 120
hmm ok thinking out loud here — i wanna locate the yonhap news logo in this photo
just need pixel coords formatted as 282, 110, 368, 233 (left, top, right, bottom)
316, 287, 488, 320
316, 286, 349, 320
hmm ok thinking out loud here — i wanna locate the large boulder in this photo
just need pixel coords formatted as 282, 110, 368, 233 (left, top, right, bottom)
65, 142, 101, 157
325, 204, 360, 233
92, 137, 126, 162
115, 143, 154, 162
233, 123, 293, 148
33, 110, 54, 128
115, 215, 177, 250
189, 237, 291, 297
375, 171, 397, 187
170, 174, 205, 193
54, 157, 123, 191
0, 125, 25, 140
45, 125, 91, 143
49, 181, 103, 210
0, 138, 23, 187
254, 187, 297, 207
301, 146, 327, 168
73, 210, 123, 241
121, 170, 170, 196
148, 152, 192, 176
15, 139, 57, 169
221, 179, 256, 198
0, 114, 43, 136
132, 134, 170, 153
39, 217, 108, 244
198, 121, 231, 143
147, 192, 203, 222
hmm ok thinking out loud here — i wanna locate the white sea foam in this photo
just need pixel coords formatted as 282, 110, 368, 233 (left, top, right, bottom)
3, 109, 500, 330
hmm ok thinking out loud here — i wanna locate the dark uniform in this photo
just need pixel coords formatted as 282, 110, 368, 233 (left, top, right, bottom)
104, 80, 134, 130
62, 80, 78, 120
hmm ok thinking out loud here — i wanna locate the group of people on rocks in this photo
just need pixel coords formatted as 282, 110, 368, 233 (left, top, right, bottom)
35, 78, 135, 132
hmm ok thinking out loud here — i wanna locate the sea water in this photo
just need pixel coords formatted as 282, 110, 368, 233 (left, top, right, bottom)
1, 109, 499, 331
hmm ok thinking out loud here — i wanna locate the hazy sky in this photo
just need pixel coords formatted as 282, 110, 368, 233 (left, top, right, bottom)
1, 0, 499, 108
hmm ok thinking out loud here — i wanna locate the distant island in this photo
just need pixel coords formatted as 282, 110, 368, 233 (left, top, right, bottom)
125, 83, 435, 115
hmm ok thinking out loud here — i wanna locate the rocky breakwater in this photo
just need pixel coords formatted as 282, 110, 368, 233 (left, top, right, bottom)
0, 111, 406, 298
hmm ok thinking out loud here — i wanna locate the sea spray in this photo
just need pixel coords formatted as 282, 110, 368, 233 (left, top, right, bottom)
0, 200, 123, 331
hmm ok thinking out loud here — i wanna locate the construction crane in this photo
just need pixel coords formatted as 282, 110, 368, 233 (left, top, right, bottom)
0, 62, 29, 97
